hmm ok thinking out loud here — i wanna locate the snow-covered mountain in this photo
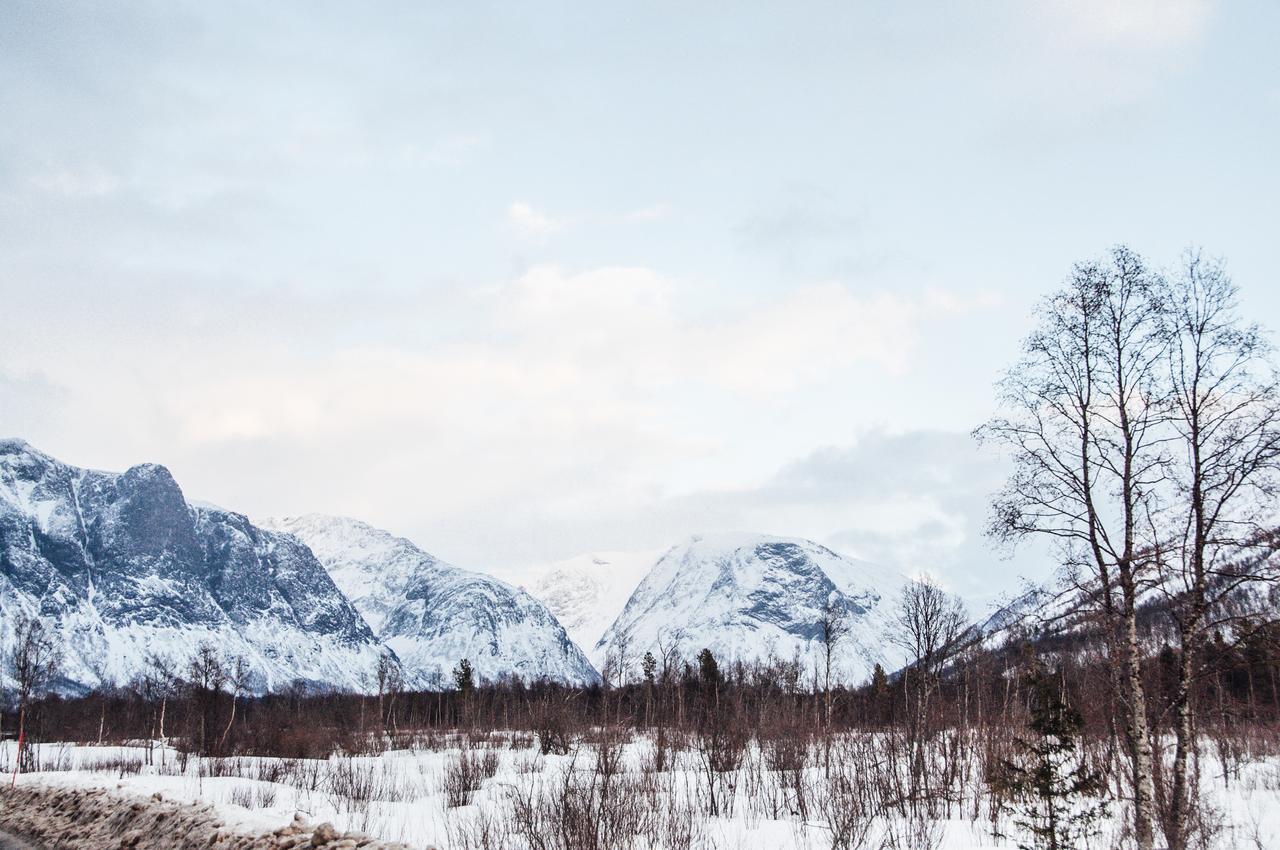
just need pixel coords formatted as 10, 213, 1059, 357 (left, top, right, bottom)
528, 550, 658, 654
0, 439, 386, 694
595, 533, 907, 684
263, 515, 600, 687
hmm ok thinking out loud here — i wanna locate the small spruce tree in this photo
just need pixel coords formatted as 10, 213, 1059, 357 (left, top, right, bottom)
642, 651, 657, 684
697, 648, 722, 714
697, 648, 720, 685
452, 658, 475, 695
641, 650, 658, 727
870, 662, 889, 725
992, 667, 1107, 850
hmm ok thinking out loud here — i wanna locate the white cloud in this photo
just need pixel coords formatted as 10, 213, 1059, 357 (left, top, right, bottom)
29, 166, 122, 198
163, 266, 952, 447
506, 201, 566, 243
397, 133, 490, 166
624, 204, 670, 222
1044, 0, 1211, 50
0, 263, 1001, 569
1004, 0, 1214, 120
486, 266, 992, 396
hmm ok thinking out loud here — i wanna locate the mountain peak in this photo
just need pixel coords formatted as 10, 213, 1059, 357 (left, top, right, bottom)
595, 532, 906, 684
0, 436, 63, 478
0, 436, 37, 455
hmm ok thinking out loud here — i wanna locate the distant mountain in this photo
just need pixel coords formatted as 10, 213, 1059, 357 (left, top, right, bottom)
595, 533, 907, 684
975, 547, 1280, 650
263, 515, 600, 687
529, 550, 658, 654
0, 439, 385, 694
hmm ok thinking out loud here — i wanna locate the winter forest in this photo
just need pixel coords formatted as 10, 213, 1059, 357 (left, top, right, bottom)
4, 3, 1280, 849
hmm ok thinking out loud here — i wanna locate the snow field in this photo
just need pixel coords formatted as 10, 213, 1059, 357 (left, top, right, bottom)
2, 733, 1279, 849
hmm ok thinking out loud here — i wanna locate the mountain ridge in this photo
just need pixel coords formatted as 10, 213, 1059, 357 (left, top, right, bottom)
0, 438, 385, 694
263, 513, 601, 688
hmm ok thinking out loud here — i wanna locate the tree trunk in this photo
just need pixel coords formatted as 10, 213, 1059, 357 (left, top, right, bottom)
1122, 605, 1158, 850
1166, 642, 1194, 850
219, 694, 237, 750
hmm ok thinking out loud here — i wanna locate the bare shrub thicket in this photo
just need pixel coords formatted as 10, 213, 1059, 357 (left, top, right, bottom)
442, 747, 501, 807
445, 806, 514, 850
510, 744, 702, 850
812, 736, 878, 849
325, 755, 417, 812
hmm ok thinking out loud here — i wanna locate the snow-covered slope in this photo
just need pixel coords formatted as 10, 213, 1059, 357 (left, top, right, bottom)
595, 533, 907, 685
0, 439, 386, 694
263, 515, 600, 687
528, 550, 658, 654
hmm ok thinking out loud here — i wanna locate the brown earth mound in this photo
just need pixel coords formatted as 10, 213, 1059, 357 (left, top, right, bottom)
0, 784, 427, 850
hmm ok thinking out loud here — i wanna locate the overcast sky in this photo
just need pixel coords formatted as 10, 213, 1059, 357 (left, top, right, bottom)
3, 1, 1278, 601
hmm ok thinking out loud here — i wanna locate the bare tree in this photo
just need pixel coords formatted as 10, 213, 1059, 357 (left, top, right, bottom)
84, 656, 115, 745
142, 650, 177, 761
1156, 252, 1280, 850
218, 655, 252, 751
654, 628, 686, 728
818, 596, 850, 729
602, 624, 634, 690
383, 659, 404, 738
7, 611, 60, 778
140, 652, 177, 768
376, 650, 399, 735
890, 578, 968, 684
890, 576, 967, 804
187, 641, 227, 754
978, 247, 1167, 849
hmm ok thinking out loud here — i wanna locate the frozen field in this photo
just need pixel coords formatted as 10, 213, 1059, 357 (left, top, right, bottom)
3, 734, 1280, 849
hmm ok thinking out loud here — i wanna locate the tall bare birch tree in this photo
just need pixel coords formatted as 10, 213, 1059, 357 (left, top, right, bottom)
979, 247, 1166, 849
1156, 252, 1280, 850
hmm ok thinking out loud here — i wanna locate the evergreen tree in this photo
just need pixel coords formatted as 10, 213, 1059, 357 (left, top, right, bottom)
870, 662, 890, 724
452, 659, 475, 695
641, 651, 658, 727
696, 648, 722, 716
697, 648, 720, 685
992, 667, 1107, 850
642, 651, 657, 684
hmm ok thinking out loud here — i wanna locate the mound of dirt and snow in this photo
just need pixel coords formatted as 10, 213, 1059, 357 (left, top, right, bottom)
0, 783, 422, 850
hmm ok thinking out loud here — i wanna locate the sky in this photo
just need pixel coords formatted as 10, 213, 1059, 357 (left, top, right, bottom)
3, 1, 1279, 603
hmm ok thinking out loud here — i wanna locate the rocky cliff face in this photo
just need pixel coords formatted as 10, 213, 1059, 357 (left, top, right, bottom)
0, 439, 386, 694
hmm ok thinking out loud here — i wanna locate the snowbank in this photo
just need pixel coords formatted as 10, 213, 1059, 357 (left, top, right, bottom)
0, 783, 423, 850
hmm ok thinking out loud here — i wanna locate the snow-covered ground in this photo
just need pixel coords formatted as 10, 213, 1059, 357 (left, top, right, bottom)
2, 736, 1278, 850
